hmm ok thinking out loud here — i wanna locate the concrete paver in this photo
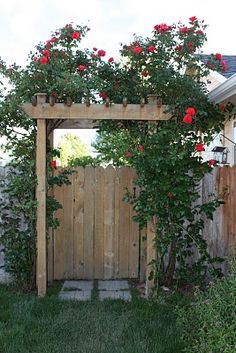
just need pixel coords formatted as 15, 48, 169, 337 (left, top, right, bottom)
59, 290, 92, 301
98, 280, 129, 291
99, 290, 131, 301
62, 280, 93, 291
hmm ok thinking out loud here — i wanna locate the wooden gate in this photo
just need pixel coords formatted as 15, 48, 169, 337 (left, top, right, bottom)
52, 166, 140, 280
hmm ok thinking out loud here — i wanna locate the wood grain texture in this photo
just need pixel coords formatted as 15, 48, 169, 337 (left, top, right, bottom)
36, 119, 47, 296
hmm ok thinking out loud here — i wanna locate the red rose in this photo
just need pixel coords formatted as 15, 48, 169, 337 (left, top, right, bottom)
42, 49, 50, 56
186, 42, 193, 50
179, 26, 188, 34
132, 47, 142, 54
40, 56, 48, 65
137, 144, 144, 152
195, 143, 205, 152
147, 45, 155, 53
215, 53, 222, 61
50, 160, 57, 168
108, 57, 114, 63
98, 49, 106, 57
71, 31, 80, 40
196, 30, 204, 35
208, 159, 215, 167
185, 107, 196, 116
141, 70, 149, 77
175, 45, 182, 52
189, 16, 197, 22
50, 37, 56, 43
99, 91, 107, 100
219, 103, 225, 112
93, 47, 97, 51
183, 114, 193, 124
78, 65, 85, 71
154, 23, 170, 33
221, 60, 227, 72
124, 151, 132, 158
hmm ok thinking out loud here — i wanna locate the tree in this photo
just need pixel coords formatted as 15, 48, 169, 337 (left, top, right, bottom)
58, 132, 89, 166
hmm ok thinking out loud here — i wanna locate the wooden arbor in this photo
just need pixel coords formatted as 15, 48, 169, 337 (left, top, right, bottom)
22, 92, 171, 297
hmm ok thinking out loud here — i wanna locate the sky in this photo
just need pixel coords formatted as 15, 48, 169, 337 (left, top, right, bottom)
1, 0, 235, 155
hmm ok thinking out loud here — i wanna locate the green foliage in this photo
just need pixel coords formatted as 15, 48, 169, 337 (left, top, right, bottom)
0, 18, 231, 290
68, 155, 101, 167
94, 18, 227, 287
57, 132, 88, 166
178, 256, 236, 353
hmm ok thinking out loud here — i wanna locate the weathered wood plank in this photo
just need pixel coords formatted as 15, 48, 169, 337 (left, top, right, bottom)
139, 226, 147, 282
22, 103, 171, 121
128, 168, 139, 278
36, 118, 47, 296
94, 167, 105, 278
47, 131, 54, 284
63, 174, 74, 278
73, 167, 85, 278
114, 169, 120, 278
83, 167, 95, 279
53, 171, 64, 279
118, 167, 130, 278
104, 165, 115, 279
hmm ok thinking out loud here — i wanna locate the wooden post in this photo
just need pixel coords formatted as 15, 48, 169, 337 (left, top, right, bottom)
145, 220, 157, 298
36, 93, 47, 296
47, 131, 54, 285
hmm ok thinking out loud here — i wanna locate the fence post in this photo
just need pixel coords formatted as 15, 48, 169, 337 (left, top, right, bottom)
36, 93, 47, 296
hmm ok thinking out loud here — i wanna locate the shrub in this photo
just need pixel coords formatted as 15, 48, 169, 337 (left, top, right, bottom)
178, 256, 236, 353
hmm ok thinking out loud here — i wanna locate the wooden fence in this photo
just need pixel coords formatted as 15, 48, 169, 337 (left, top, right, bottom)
52, 166, 140, 280
51, 165, 236, 281
202, 166, 236, 262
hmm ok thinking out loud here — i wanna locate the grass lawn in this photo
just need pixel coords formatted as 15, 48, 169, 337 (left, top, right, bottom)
0, 283, 185, 353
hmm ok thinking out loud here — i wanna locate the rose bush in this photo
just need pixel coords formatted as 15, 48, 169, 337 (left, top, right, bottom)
0, 18, 232, 289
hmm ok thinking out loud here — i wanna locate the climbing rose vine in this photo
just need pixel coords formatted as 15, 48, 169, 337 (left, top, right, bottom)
0, 17, 232, 290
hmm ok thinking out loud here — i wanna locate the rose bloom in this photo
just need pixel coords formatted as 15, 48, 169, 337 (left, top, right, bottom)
97, 49, 106, 57
215, 53, 222, 61
208, 159, 215, 167
141, 70, 149, 77
108, 57, 114, 63
219, 103, 225, 112
183, 114, 193, 124
50, 160, 57, 168
99, 91, 107, 100
42, 49, 50, 56
78, 65, 85, 71
196, 30, 204, 35
195, 143, 205, 152
93, 47, 97, 51
124, 151, 132, 158
137, 144, 144, 152
186, 42, 193, 50
147, 45, 155, 53
40, 56, 48, 65
71, 31, 80, 40
175, 45, 182, 52
221, 60, 227, 72
179, 26, 188, 34
185, 107, 196, 116
189, 16, 197, 22
132, 47, 142, 54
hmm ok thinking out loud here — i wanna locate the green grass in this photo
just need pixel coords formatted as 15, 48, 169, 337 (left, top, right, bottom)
0, 283, 185, 353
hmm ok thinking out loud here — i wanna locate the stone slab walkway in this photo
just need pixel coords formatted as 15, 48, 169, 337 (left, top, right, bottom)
59, 280, 131, 301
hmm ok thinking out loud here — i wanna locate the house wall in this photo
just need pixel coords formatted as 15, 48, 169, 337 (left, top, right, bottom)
223, 119, 235, 165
